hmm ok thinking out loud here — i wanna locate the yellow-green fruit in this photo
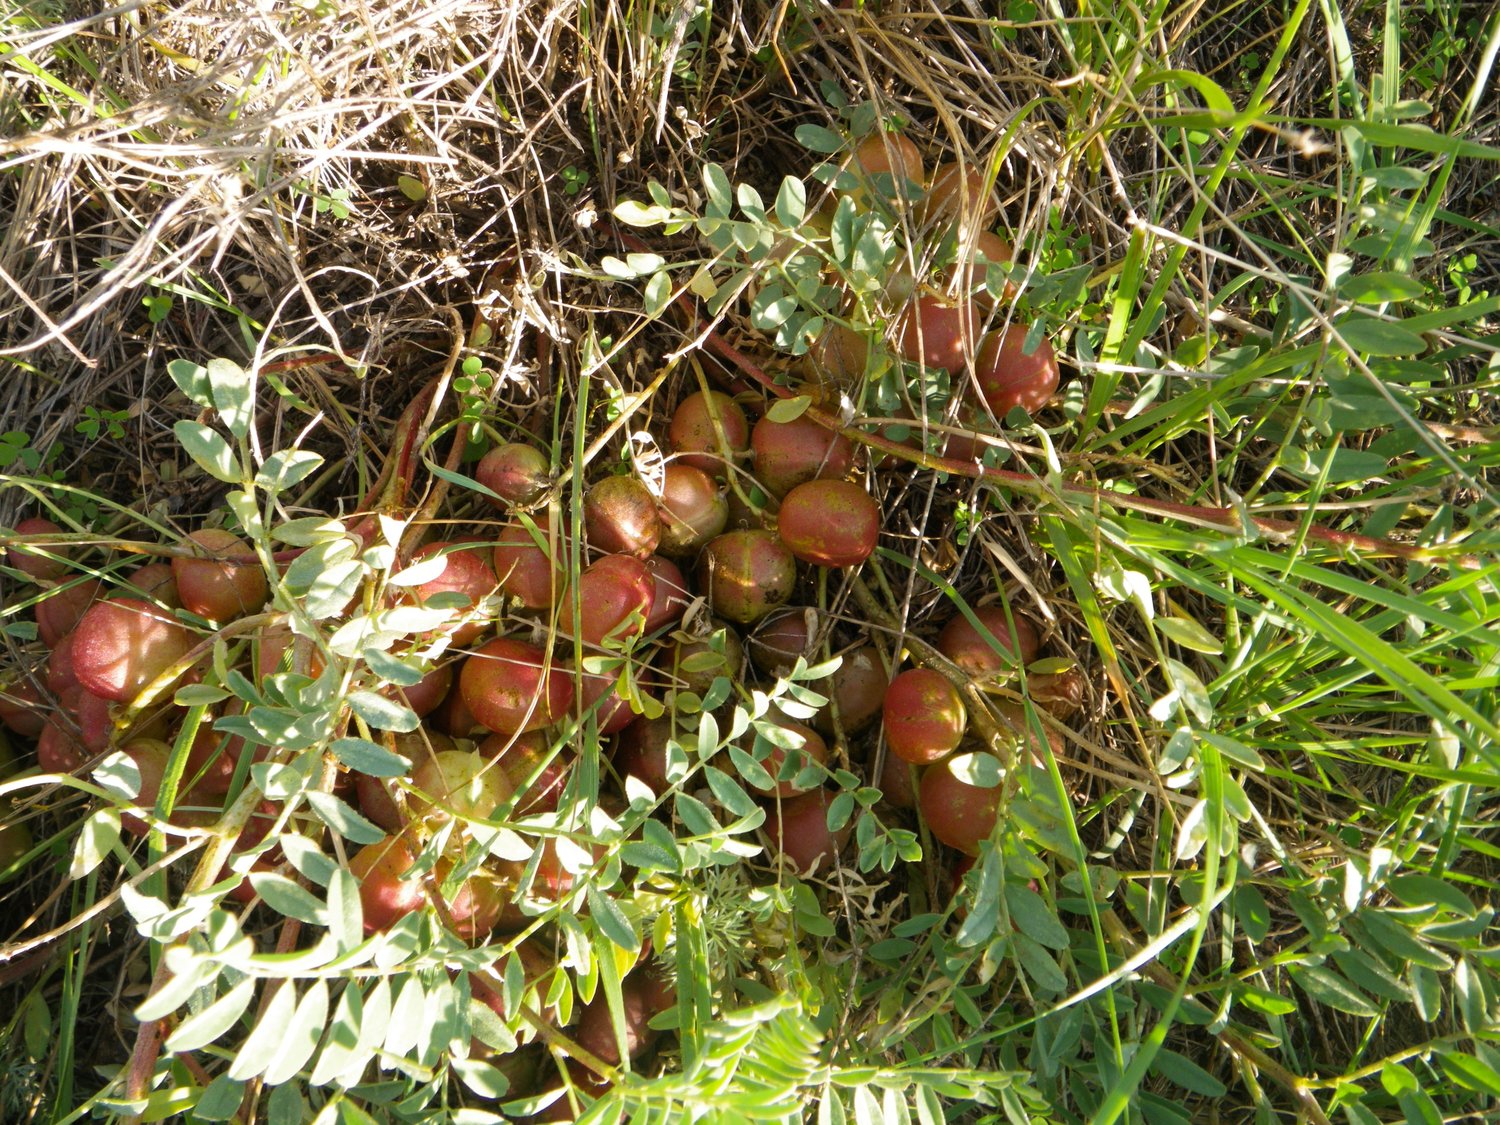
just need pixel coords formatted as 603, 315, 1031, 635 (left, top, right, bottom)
0, 801, 33, 876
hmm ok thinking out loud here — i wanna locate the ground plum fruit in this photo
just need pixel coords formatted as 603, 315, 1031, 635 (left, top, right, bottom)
172, 529, 268, 621
71, 597, 195, 703
476, 442, 549, 507
572, 554, 654, 648
460, 637, 573, 734
584, 476, 661, 558
973, 322, 1059, 416
894, 296, 977, 373
642, 555, 692, 633
7, 517, 68, 581
493, 514, 565, 609
776, 480, 880, 568
812, 644, 889, 735
769, 788, 849, 874
922, 161, 999, 231
669, 391, 749, 477
937, 605, 1040, 676
658, 464, 727, 556
404, 541, 496, 644
350, 836, 427, 933
699, 530, 796, 625
750, 413, 855, 498
883, 668, 967, 765
918, 754, 1002, 856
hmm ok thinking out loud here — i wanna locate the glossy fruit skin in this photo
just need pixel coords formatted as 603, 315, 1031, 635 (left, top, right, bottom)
492, 514, 565, 609
119, 738, 171, 836
812, 644, 889, 735
777, 480, 880, 568
642, 555, 691, 633
699, 530, 797, 625
750, 414, 855, 498
184, 725, 250, 796
658, 464, 727, 556
743, 718, 828, 798
922, 161, 999, 231
71, 597, 195, 703
584, 476, 662, 558
256, 623, 326, 680
894, 296, 977, 373
36, 578, 103, 647
0, 675, 44, 737
875, 751, 917, 809
460, 637, 574, 734
476, 442, 550, 507
398, 661, 453, 718
769, 788, 849, 874
669, 391, 750, 477
613, 715, 673, 792
350, 836, 427, 934
919, 755, 1002, 856
937, 606, 1039, 676
406, 541, 496, 645
173, 529, 268, 622
883, 668, 968, 765
973, 323, 1059, 416
573, 554, 654, 648
7, 517, 68, 581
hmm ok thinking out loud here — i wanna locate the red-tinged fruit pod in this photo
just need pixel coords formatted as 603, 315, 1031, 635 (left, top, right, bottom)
172, 528, 268, 622
573, 554, 654, 649
973, 322, 1059, 417
769, 788, 850, 874
699, 530, 796, 625
475, 442, 550, 507
883, 667, 968, 765
460, 637, 573, 735
669, 390, 750, 477
658, 464, 728, 556
750, 413, 855, 498
894, 296, 978, 373
584, 476, 662, 558
776, 479, 880, 568
918, 753, 1002, 856
71, 597, 195, 703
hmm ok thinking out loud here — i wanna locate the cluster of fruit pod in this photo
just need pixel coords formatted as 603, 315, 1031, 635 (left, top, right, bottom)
797, 130, 1062, 427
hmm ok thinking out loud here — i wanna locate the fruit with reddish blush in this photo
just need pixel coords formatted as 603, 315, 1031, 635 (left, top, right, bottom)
0, 675, 44, 737
404, 541, 496, 645
7, 517, 68, 581
808, 323, 870, 386
658, 464, 727, 556
973, 322, 1059, 417
642, 555, 691, 633
741, 717, 828, 798
777, 480, 880, 568
669, 391, 750, 477
460, 637, 573, 734
172, 529, 268, 621
572, 554, 654, 648
699, 530, 796, 625
396, 660, 453, 718
612, 715, 674, 792
750, 413, 854, 498
36, 578, 103, 647
851, 132, 924, 197
812, 644, 889, 735
121, 562, 180, 608
574, 663, 638, 736
479, 730, 571, 812
937, 605, 1039, 676
350, 836, 427, 933
876, 751, 918, 809
748, 607, 819, 678
769, 788, 850, 874
476, 442, 550, 507
894, 296, 978, 373
71, 597, 195, 703
883, 668, 967, 765
663, 620, 743, 696
118, 738, 171, 836
585, 476, 662, 558
918, 754, 1002, 856
492, 514, 566, 609
922, 161, 999, 231
945, 230, 1014, 306
572, 973, 661, 1067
